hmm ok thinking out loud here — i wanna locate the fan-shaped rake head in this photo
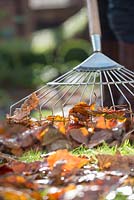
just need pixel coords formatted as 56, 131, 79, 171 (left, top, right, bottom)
10, 64, 134, 119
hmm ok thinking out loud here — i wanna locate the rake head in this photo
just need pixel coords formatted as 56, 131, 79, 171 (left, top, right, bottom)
10, 55, 134, 119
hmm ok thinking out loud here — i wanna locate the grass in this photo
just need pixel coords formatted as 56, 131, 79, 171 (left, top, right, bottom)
106, 192, 127, 200
19, 140, 134, 163
19, 149, 44, 163
31, 109, 52, 120
72, 140, 134, 158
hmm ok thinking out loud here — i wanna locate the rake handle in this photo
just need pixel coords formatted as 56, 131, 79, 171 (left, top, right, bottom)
86, 0, 101, 35
86, 0, 101, 52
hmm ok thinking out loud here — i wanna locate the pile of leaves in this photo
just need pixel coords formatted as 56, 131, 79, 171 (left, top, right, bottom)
0, 93, 133, 199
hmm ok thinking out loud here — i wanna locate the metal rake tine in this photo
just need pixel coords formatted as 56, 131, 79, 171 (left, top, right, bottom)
115, 70, 134, 88
88, 71, 98, 105
9, 85, 49, 115
38, 85, 60, 102
39, 71, 81, 101
52, 72, 88, 107
103, 71, 115, 109
107, 71, 132, 113
113, 69, 134, 81
53, 86, 73, 108
63, 85, 81, 107
110, 71, 134, 96
62, 72, 91, 107
10, 96, 30, 116
99, 71, 104, 107
121, 68, 134, 76
113, 69, 134, 89
79, 72, 94, 102
53, 69, 75, 82
116, 68, 134, 81
40, 85, 66, 110
40, 72, 87, 110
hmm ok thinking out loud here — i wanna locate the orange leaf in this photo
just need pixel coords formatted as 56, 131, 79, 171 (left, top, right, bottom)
48, 184, 76, 200
47, 115, 67, 122
80, 127, 89, 136
69, 102, 95, 122
55, 122, 66, 134
0, 190, 28, 200
47, 149, 88, 173
96, 116, 118, 129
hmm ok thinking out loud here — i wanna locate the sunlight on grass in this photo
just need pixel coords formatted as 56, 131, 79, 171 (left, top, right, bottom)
19, 140, 134, 163
118, 140, 134, 155
105, 192, 127, 200
31, 109, 52, 120
72, 140, 134, 158
113, 193, 127, 200
19, 149, 45, 163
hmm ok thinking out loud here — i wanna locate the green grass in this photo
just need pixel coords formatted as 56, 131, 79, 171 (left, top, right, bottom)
72, 140, 134, 158
112, 193, 127, 200
19, 149, 44, 163
31, 109, 52, 120
19, 140, 134, 163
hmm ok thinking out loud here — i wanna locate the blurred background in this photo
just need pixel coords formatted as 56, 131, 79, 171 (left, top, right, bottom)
0, 0, 92, 118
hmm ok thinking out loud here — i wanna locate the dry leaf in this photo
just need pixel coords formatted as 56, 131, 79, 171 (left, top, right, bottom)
96, 116, 118, 129
97, 154, 134, 173
67, 127, 90, 144
69, 102, 95, 122
47, 149, 89, 173
48, 184, 76, 200
7, 93, 39, 123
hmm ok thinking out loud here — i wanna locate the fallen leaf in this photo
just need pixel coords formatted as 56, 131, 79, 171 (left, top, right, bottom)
96, 116, 118, 129
97, 154, 134, 173
48, 184, 76, 200
0, 187, 41, 200
6, 93, 39, 124
0, 174, 38, 190
88, 130, 114, 148
69, 102, 95, 123
41, 125, 66, 146
0, 164, 13, 175
47, 149, 89, 173
67, 127, 90, 145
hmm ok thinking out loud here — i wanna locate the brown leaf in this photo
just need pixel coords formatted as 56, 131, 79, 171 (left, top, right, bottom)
97, 154, 134, 173
88, 130, 114, 148
10, 160, 46, 174
41, 125, 66, 146
6, 93, 39, 123
0, 174, 38, 190
0, 164, 13, 175
68, 127, 90, 145
98, 107, 126, 122
69, 102, 95, 122
0, 187, 41, 200
46, 139, 72, 152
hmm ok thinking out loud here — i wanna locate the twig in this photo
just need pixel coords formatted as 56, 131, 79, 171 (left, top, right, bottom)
0, 152, 17, 162
122, 128, 134, 144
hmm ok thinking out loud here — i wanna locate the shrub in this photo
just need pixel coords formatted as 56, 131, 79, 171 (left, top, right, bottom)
0, 40, 48, 88
57, 39, 92, 63
0, 39, 92, 88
